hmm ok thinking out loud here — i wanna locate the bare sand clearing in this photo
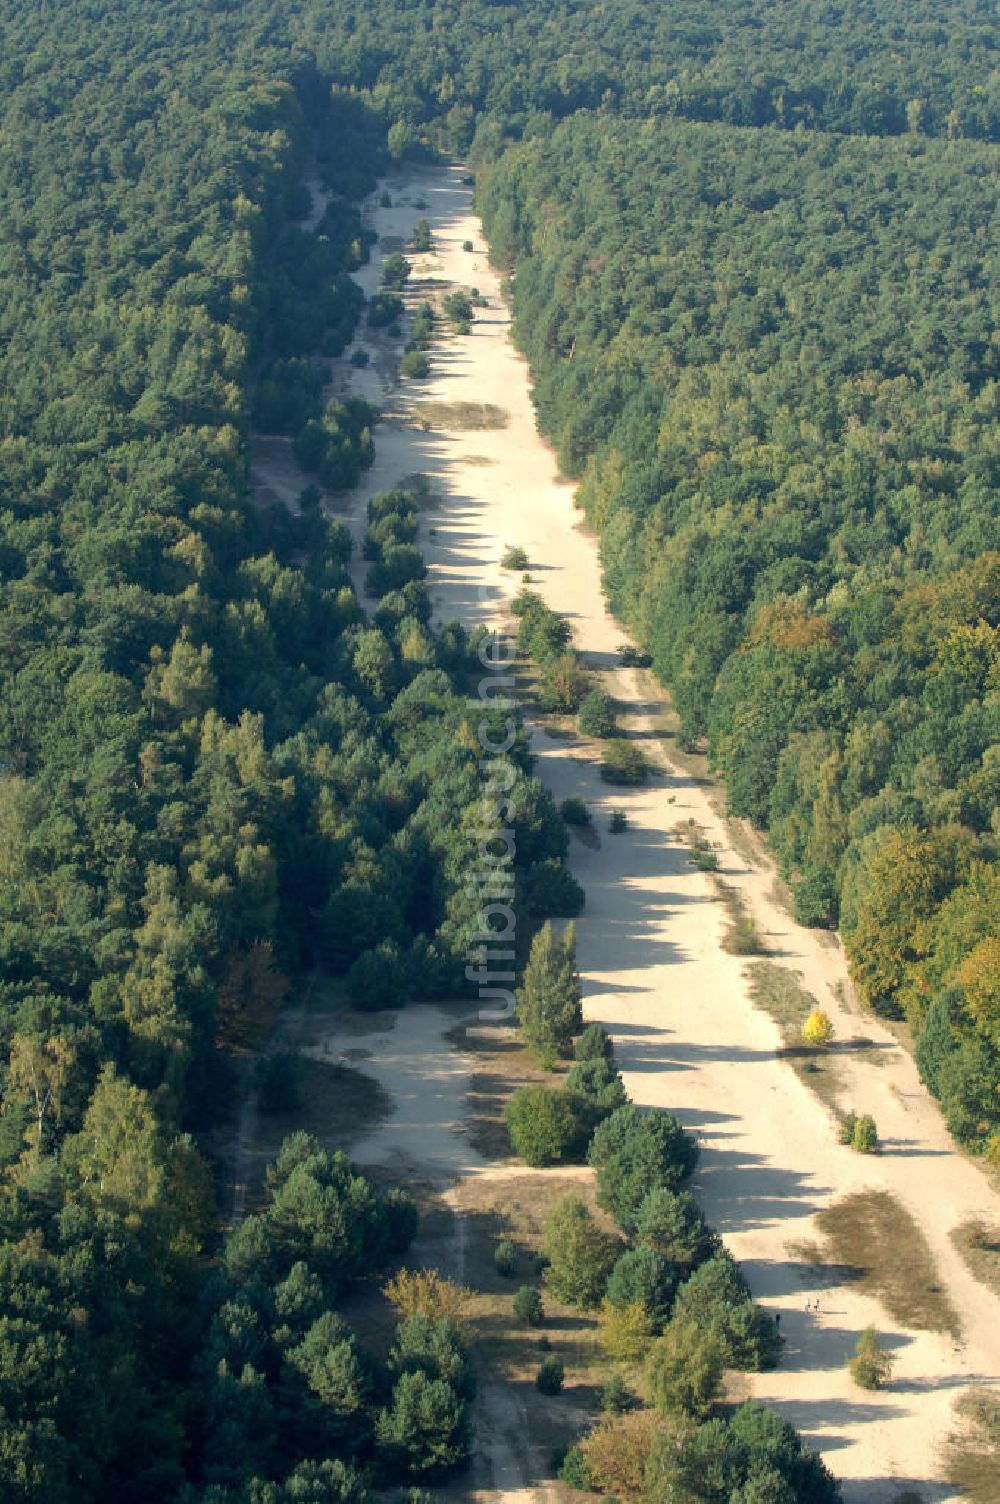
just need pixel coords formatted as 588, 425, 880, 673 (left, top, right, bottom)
251, 164, 1000, 1501
302, 1003, 489, 1184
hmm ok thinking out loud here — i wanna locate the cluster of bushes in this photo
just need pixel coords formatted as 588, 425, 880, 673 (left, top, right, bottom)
501, 544, 530, 571
191, 1134, 472, 1492
512, 590, 628, 763
838, 1110, 880, 1155
576, 1400, 839, 1504
368, 291, 405, 329
363, 487, 428, 599
538, 1167, 809, 1502
399, 300, 436, 379
506, 1023, 627, 1164
538, 1175, 781, 1378
507, 1010, 782, 1440
293, 395, 378, 491
441, 290, 474, 332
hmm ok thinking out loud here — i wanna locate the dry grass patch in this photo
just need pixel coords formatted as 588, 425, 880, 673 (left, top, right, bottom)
714, 878, 768, 956
448, 1169, 622, 1454
944, 1388, 1000, 1504
413, 399, 509, 430
951, 1219, 1000, 1299
746, 960, 843, 1111
806, 1190, 961, 1338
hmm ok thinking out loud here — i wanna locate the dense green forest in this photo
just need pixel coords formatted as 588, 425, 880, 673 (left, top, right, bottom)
475, 111, 999, 1158
0, 0, 997, 1497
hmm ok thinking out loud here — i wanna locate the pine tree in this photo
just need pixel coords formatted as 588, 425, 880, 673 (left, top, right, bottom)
516, 921, 583, 1063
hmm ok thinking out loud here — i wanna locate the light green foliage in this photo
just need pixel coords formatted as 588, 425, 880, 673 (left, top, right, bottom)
645, 1319, 727, 1419
513, 1285, 544, 1326
494, 1239, 518, 1277
671, 1251, 784, 1371
839, 1111, 881, 1154
849, 1327, 895, 1390
600, 740, 649, 785
579, 688, 618, 738
542, 1193, 619, 1308
505, 1084, 583, 1165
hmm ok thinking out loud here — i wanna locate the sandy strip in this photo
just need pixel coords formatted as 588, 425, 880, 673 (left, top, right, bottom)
255, 162, 1000, 1503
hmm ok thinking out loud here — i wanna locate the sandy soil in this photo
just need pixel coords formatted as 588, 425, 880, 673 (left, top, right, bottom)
301, 1003, 489, 1184
249, 163, 1000, 1502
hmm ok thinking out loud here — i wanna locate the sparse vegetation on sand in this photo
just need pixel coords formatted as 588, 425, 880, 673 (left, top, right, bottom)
413, 399, 508, 429
950, 1220, 1000, 1299
800, 1190, 961, 1338
944, 1389, 1000, 1504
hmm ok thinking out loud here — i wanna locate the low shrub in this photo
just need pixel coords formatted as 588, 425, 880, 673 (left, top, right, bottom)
617, 644, 652, 669
400, 349, 430, 379
609, 808, 628, 833
369, 291, 405, 327
852, 1113, 880, 1153
579, 688, 618, 738
802, 1008, 835, 1047
501, 544, 530, 570
849, 1326, 894, 1389
536, 1354, 565, 1394
726, 916, 766, 955
506, 1085, 584, 1167
513, 1285, 544, 1326
560, 796, 591, 827
600, 740, 648, 785
494, 1239, 518, 1278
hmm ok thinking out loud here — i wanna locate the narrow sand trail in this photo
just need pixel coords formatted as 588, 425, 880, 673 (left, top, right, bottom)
251, 163, 999, 1501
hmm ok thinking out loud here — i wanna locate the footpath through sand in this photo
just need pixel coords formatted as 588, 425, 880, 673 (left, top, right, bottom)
255, 162, 1000, 1504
